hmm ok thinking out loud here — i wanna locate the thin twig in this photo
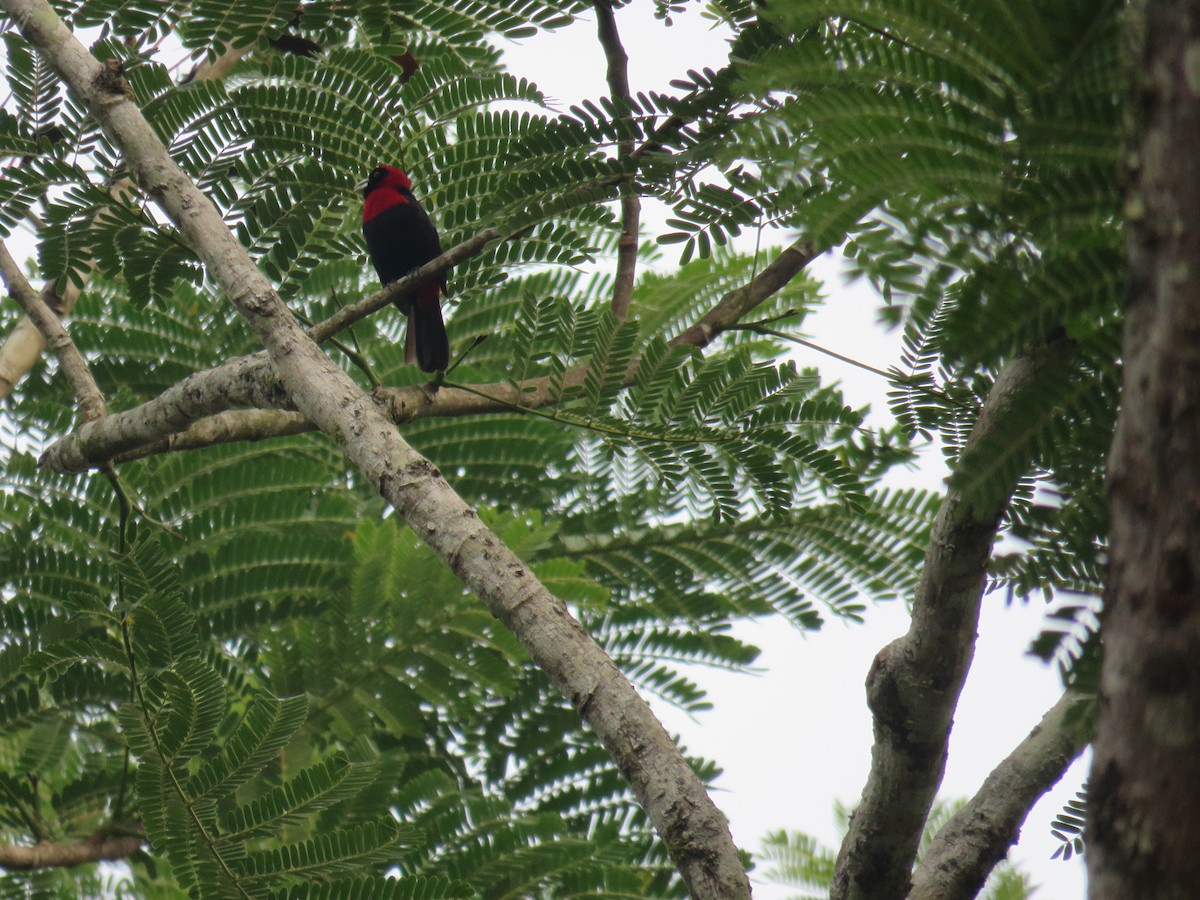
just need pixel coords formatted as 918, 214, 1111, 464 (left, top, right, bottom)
594, 0, 641, 320
101, 466, 185, 541
736, 321, 975, 410
0, 237, 106, 421
295, 305, 379, 389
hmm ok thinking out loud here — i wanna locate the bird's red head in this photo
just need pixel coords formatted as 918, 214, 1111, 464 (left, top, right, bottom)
361, 165, 414, 222
362, 165, 411, 197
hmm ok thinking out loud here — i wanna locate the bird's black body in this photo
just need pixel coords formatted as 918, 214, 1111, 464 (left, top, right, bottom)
362, 200, 447, 308
361, 165, 449, 372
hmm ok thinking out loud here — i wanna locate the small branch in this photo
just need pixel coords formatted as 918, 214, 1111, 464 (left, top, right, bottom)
830, 335, 1075, 900
0, 834, 143, 870
673, 238, 821, 348
180, 42, 253, 84
309, 227, 502, 344
0, 238, 106, 421
908, 691, 1093, 900
739, 320, 974, 410
0, 255, 99, 400
594, 0, 641, 320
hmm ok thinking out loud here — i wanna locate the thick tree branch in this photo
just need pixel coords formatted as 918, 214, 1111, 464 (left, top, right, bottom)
41, 235, 820, 471
0, 834, 143, 870
594, 0, 641, 320
1089, 2, 1200, 895
0, 45, 250, 401
39, 353, 282, 472
6, 2, 751, 895
830, 335, 1074, 900
110, 408, 311, 463
908, 691, 1092, 900
0, 238, 106, 421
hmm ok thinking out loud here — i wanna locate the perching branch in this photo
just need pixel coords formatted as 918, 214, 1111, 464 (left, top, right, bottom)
41, 235, 821, 472
830, 335, 1074, 900
0, 237, 106, 421
908, 691, 1092, 900
5, 2, 751, 895
308, 227, 502, 344
594, 0, 641, 320
0, 834, 143, 870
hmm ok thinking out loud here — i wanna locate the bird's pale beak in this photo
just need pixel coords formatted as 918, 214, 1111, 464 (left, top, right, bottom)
354, 178, 369, 195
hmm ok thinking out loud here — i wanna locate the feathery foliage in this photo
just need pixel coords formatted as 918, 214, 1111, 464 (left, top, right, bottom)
0, 0, 1125, 893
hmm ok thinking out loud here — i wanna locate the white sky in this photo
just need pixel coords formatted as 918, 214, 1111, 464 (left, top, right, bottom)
500, 5, 1088, 898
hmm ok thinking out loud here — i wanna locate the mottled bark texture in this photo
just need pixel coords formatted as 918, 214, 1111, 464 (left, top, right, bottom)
2, 0, 751, 894
1089, 2, 1200, 897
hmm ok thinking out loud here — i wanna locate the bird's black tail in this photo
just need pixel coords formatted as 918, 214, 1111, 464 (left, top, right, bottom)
406, 286, 449, 373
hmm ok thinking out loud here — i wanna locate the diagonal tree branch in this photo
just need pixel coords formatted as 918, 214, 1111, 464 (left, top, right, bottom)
830, 335, 1074, 900
594, 0, 641, 320
0, 834, 144, 870
907, 691, 1092, 900
5, 2, 751, 895
0, 237, 106, 421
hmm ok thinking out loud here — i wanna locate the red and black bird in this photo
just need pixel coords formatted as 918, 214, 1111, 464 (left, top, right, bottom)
360, 165, 449, 372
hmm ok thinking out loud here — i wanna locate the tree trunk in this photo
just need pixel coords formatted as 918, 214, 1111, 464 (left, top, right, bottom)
1089, 1, 1200, 896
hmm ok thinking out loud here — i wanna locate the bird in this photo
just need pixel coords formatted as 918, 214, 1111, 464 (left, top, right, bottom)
359, 165, 449, 373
